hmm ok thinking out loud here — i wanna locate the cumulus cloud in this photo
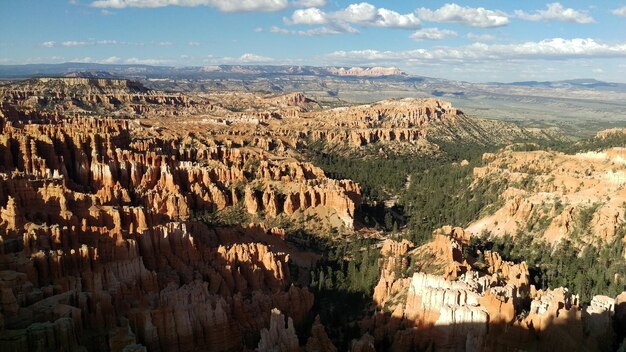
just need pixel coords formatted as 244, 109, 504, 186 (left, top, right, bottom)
410, 28, 457, 41
188, 41, 201, 46
324, 38, 626, 64
42, 40, 122, 47
62, 41, 90, 47
300, 27, 348, 36
292, 0, 326, 7
290, 7, 327, 24
332, 2, 377, 24
3, 56, 175, 66
416, 3, 509, 28
125, 57, 170, 65
39, 40, 160, 48
70, 56, 125, 64
102, 56, 122, 64
515, 3, 594, 24
466, 33, 495, 42
612, 6, 626, 17
374, 8, 421, 28
238, 53, 274, 63
270, 25, 347, 36
90, 0, 300, 12
71, 57, 96, 63
285, 2, 420, 32
270, 26, 291, 34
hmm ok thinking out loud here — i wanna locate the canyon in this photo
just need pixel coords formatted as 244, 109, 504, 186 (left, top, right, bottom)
0, 77, 624, 351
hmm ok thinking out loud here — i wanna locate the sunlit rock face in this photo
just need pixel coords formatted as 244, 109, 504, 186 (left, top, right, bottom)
0, 80, 351, 351
468, 146, 626, 248
363, 229, 625, 352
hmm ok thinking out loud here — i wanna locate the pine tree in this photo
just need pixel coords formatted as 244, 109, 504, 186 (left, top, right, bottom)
384, 212, 393, 231
325, 267, 334, 290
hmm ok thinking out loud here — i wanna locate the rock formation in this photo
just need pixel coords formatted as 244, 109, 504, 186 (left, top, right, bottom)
2, 77, 620, 352
256, 308, 299, 352
363, 228, 625, 352
0, 79, 352, 351
304, 315, 337, 352
468, 146, 626, 248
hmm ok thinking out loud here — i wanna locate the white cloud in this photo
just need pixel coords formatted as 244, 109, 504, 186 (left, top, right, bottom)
125, 57, 170, 65
515, 3, 594, 24
300, 26, 347, 36
100, 9, 114, 15
285, 2, 420, 32
158, 41, 174, 46
612, 6, 626, 17
410, 28, 457, 41
238, 53, 274, 63
374, 8, 420, 29
72, 57, 95, 63
324, 38, 626, 64
72, 56, 122, 64
102, 56, 121, 64
290, 7, 327, 24
90, 0, 292, 12
62, 41, 90, 47
416, 3, 509, 28
254, 27, 264, 32
332, 2, 377, 24
270, 26, 292, 34
42, 40, 120, 47
467, 33, 496, 42
188, 41, 201, 46
2, 56, 173, 66
292, 0, 325, 7
270, 25, 346, 36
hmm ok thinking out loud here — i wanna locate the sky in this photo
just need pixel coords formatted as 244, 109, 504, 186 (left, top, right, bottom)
1, 0, 625, 82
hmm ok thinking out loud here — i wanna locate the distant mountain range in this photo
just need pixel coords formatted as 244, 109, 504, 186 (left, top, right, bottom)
1, 63, 624, 93
493, 79, 626, 91
0, 62, 406, 79
1, 62, 625, 138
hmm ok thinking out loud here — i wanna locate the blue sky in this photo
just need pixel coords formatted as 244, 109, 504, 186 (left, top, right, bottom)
1, 0, 625, 82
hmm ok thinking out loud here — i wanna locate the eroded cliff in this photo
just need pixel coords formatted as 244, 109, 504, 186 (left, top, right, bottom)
363, 227, 623, 352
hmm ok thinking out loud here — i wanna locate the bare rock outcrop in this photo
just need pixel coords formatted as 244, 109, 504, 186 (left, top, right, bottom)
467, 147, 626, 247
257, 308, 299, 352
364, 227, 622, 352
305, 315, 337, 352
0, 82, 340, 351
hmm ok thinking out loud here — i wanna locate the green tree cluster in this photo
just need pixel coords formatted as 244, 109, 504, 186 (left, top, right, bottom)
400, 161, 505, 245
307, 237, 380, 350
472, 231, 626, 304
